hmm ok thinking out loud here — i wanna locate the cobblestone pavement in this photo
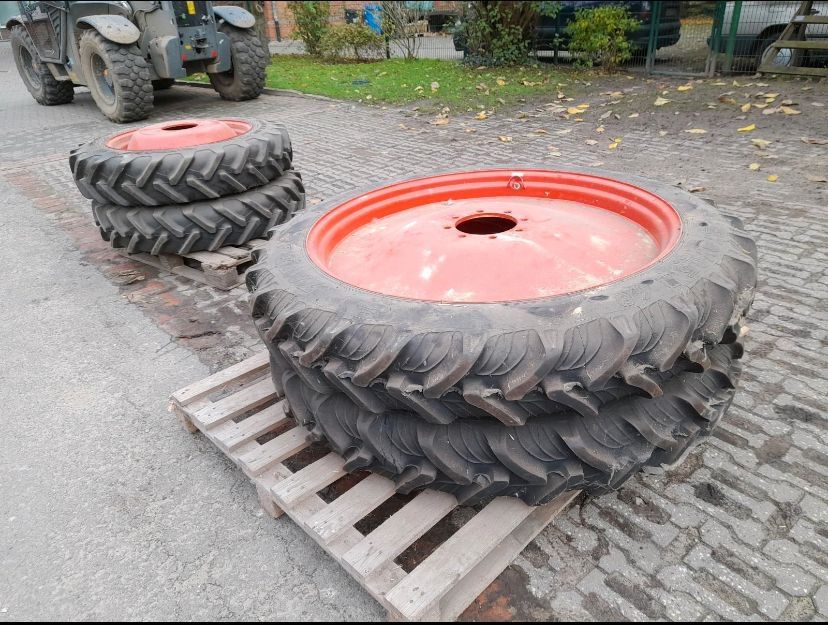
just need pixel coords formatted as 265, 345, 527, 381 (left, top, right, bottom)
1, 40, 826, 621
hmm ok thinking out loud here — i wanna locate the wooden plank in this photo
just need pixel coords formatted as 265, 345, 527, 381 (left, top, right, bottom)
766, 39, 828, 50
384, 496, 561, 621
185, 249, 241, 269
208, 401, 288, 453
436, 491, 580, 622
171, 351, 270, 406
271, 453, 347, 507
308, 474, 396, 543
758, 63, 828, 76
237, 427, 309, 476
214, 245, 253, 260
792, 14, 828, 23
342, 490, 457, 578
191, 377, 277, 429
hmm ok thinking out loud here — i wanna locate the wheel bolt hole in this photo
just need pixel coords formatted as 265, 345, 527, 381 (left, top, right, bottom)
642, 279, 654, 285
455, 214, 518, 236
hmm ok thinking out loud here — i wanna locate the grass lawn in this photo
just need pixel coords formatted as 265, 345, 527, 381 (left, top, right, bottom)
190, 56, 570, 112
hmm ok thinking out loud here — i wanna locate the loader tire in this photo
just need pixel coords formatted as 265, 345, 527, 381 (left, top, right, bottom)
282, 341, 743, 506
78, 30, 153, 123
209, 24, 268, 101
70, 118, 292, 207
10, 26, 74, 106
247, 167, 757, 427
94, 171, 304, 255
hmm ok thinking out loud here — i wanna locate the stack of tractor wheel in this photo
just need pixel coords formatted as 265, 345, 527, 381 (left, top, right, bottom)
68, 118, 304, 256
247, 168, 758, 507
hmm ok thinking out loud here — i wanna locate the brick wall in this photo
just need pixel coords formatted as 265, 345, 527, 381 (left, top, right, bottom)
263, 1, 460, 41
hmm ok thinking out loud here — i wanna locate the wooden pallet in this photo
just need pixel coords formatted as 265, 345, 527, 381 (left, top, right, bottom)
118, 238, 267, 290
169, 352, 580, 622
758, 0, 828, 77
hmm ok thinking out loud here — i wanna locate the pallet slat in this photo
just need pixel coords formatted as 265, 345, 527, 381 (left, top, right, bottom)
192, 377, 277, 429
342, 490, 458, 578
208, 401, 287, 453
237, 427, 309, 476
171, 351, 270, 406
271, 452, 346, 507
308, 474, 397, 543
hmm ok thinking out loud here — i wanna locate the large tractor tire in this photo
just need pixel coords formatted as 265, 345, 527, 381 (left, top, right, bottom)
70, 118, 292, 207
282, 341, 742, 505
247, 167, 757, 505
209, 24, 268, 101
9, 25, 74, 105
94, 171, 305, 255
78, 30, 153, 123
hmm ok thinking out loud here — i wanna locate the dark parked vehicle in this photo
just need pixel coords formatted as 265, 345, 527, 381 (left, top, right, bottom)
453, 0, 682, 56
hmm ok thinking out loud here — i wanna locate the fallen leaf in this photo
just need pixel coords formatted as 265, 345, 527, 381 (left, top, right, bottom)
801, 137, 828, 145
499, 135, 512, 143
658, 130, 668, 136
806, 174, 828, 182
751, 138, 772, 148
737, 124, 756, 133
476, 83, 487, 91
595, 126, 605, 133
496, 79, 506, 87
430, 81, 439, 92
765, 92, 779, 99
555, 128, 572, 135
566, 107, 583, 115
767, 175, 778, 182
576, 103, 590, 109
781, 106, 801, 116
718, 95, 737, 105
585, 139, 598, 145
741, 103, 751, 113
608, 142, 619, 150
754, 103, 768, 109
628, 112, 639, 118
431, 117, 449, 126
600, 110, 612, 120
534, 128, 548, 134
677, 84, 693, 92
685, 128, 707, 134
748, 162, 761, 171
654, 97, 671, 106
475, 111, 489, 120
762, 107, 780, 115
548, 149, 562, 157
465, 128, 477, 133
557, 92, 566, 99
590, 161, 605, 166
781, 99, 794, 106
688, 186, 706, 193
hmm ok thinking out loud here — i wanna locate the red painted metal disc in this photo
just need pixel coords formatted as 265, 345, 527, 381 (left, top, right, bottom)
105, 118, 252, 151
307, 169, 682, 303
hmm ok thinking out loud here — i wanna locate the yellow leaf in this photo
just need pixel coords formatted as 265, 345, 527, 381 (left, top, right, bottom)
499, 136, 512, 143
430, 81, 439, 92
534, 128, 548, 134
748, 163, 761, 171
628, 112, 639, 118
576, 103, 590, 109
781, 106, 801, 116
767, 175, 778, 182
496, 79, 506, 87
613, 137, 622, 143
475, 111, 489, 120
566, 107, 583, 115
754, 103, 768, 109
765, 93, 779, 98
677, 84, 693, 92
741, 103, 751, 113
595, 125, 605, 133
737, 124, 756, 132
585, 139, 598, 146
431, 118, 449, 126
654, 97, 671, 106
685, 128, 707, 134
751, 138, 772, 149
608, 142, 619, 150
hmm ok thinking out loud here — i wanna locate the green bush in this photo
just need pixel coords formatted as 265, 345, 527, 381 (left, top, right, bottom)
455, 1, 559, 66
319, 24, 385, 61
567, 6, 640, 71
287, 1, 330, 57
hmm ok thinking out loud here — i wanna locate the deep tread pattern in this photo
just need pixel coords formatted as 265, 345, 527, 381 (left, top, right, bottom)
209, 24, 268, 101
282, 342, 742, 506
247, 169, 757, 429
10, 26, 74, 105
94, 171, 304, 255
78, 30, 153, 123
69, 119, 292, 207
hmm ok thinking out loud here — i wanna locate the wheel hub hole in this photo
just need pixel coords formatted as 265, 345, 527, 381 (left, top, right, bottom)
163, 122, 199, 131
455, 213, 518, 236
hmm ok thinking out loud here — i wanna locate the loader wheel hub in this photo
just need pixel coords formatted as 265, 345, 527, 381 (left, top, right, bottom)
106, 118, 252, 151
307, 169, 681, 302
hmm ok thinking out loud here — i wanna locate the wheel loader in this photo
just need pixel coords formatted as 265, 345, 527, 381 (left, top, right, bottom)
7, 1, 269, 122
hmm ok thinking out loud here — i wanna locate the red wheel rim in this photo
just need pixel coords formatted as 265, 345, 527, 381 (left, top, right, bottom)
105, 118, 252, 150
307, 169, 682, 303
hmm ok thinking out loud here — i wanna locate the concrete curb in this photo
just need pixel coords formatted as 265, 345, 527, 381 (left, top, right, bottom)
174, 81, 338, 102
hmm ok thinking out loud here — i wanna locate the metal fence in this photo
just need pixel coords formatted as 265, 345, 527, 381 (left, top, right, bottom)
268, 1, 817, 76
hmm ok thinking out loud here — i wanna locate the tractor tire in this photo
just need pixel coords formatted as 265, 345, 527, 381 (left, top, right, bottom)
93, 170, 304, 255
152, 78, 176, 90
208, 24, 268, 101
9, 26, 74, 106
69, 118, 292, 207
247, 168, 757, 427
78, 30, 153, 123
283, 341, 743, 506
